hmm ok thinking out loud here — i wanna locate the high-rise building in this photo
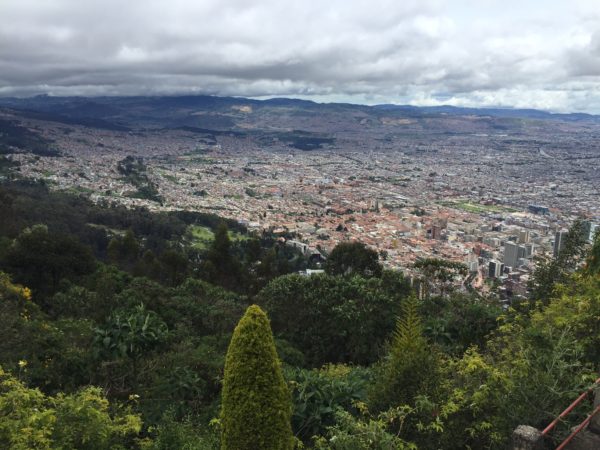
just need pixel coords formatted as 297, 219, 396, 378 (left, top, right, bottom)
554, 230, 568, 257
488, 260, 503, 278
525, 243, 536, 258
504, 241, 527, 268
518, 230, 530, 244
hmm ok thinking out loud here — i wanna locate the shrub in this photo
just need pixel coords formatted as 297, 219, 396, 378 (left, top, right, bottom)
220, 305, 293, 450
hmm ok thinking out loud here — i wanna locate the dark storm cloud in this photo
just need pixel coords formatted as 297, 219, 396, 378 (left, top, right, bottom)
1, 0, 600, 112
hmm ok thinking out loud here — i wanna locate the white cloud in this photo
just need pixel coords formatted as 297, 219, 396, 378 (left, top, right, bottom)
0, 0, 599, 112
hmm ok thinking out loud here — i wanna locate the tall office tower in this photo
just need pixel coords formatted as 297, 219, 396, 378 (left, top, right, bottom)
525, 243, 536, 258
488, 260, 502, 278
504, 241, 520, 268
553, 230, 568, 257
518, 230, 530, 244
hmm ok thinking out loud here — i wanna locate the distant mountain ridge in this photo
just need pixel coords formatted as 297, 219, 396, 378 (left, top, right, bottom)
372, 103, 596, 121
1, 94, 599, 154
0, 94, 596, 123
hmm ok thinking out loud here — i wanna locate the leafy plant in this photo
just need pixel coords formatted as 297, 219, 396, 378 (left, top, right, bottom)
286, 364, 371, 441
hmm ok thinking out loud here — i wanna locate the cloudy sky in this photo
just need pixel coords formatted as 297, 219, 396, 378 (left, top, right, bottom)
1, 0, 600, 112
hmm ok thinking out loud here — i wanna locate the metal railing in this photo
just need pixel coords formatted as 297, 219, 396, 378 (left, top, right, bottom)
541, 377, 600, 449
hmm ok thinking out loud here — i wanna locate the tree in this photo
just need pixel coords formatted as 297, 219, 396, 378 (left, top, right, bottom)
220, 305, 293, 450
203, 222, 242, 290
257, 273, 408, 366
583, 227, 600, 276
2, 224, 96, 297
158, 249, 188, 286
529, 220, 589, 303
325, 241, 382, 278
420, 293, 502, 355
108, 229, 140, 269
413, 258, 468, 297
369, 296, 440, 413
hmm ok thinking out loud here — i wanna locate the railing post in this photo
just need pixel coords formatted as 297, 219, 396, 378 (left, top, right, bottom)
590, 385, 600, 434
513, 425, 547, 450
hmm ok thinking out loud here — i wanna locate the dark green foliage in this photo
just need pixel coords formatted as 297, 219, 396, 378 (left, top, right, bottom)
286, 364, 371, 442
243, 240, 311, 295
2, 224, 96, 297
158, 249, 189, 286
325, 241, 382, 278
108, 229, 141, 268
202, 222, 243, 291
276, 131, 335, 150
94, 304, 169, 389
94, 304, 169, 361
275, 339, 306, 367
257, 272, 411, 366
147, 410, 219, 450
118, 155, 163, 203
220, 305, 293, 450
420, 293, 502, 354
529, 219, 589, 303
369, 296, 440, 413
0, 118, 59, 156
1, 274, 96, 393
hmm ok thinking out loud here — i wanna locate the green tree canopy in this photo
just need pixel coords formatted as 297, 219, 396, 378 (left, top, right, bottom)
528, 220, 589, 303
203, 222, 242, 291
257, 272, 411, 366
2, 224, 96, 298
413, 258, 468, 297
325, 241, 382, 278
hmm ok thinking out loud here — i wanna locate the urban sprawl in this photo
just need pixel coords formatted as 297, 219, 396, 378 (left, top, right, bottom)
4, 109, 599, 302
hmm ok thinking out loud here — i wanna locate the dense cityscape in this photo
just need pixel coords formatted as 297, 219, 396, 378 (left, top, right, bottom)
2, 97, 599, 302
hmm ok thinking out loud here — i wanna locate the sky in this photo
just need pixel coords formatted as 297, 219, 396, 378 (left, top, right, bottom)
1, 0, 600, 113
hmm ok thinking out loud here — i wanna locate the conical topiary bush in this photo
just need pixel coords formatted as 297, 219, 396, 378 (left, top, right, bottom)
220, 304, 293, 450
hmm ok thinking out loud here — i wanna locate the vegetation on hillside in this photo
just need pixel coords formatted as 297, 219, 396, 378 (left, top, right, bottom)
0, 179, 598, 449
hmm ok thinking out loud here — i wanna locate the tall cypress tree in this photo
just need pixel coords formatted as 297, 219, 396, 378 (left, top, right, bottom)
220, 305, 293, 450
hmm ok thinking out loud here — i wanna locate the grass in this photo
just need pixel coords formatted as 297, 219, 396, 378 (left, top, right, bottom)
187, 225, 249, 250
438, 200, 518, 214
